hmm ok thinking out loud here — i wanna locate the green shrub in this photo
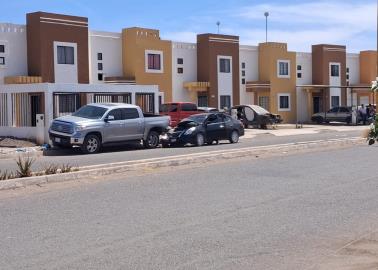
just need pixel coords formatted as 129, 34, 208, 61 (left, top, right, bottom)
16, 156, 35, 178
44, 164, 59, 175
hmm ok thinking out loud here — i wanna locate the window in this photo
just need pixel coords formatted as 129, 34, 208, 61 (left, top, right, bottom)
297, 65, 302, 71
177, 67, 183, 74
57, 46, 74, 65
331, 96, 340, 108
219, 58, 231, 73
346, 74, 349, 80
0, 45, 4, 53
148, 53, 161, 70
207, 114, 223, 124
258, 96, 269, 110
198, 95, 208, 107
278, 94, 290, 111
122, 108, 140, 119
108, 109, 124, 121
331, 64, 340, 77
278, 60, 290, 78
242, 70, 246, 76
177, 58, 183, 65
241, 62, 246, 69
97, 53, 102, 61
241, 78, 246, 85
328, 107, 339, 113
98, 63, 103, 71
346, 67, 350, 73
220, 95, 231, 109
0, 57, 4, 65
98, 73, 103, 81
182, 103, 197, 111
339, 107, 349, 113
297, 73, 302, 79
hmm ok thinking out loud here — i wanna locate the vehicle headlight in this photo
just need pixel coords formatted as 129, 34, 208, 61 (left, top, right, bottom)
184, 127, 196, 135
75, 125, 86, 132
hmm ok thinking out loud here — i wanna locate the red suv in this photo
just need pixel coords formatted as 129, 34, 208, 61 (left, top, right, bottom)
159, 102, 199, 127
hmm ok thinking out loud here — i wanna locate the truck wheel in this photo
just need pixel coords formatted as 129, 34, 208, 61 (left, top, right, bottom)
144, 131, 160, 149
229, 130, 239, 144
81, 134, 101, 154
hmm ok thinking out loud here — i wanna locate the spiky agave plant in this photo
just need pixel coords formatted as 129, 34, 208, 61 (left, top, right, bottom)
16, 155, 35, 178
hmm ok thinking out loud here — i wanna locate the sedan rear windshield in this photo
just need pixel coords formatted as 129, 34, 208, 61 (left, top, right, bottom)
72, 105, 107, 119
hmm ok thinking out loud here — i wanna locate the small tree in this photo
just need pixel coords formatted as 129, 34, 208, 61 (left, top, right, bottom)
367, 80, 378, 145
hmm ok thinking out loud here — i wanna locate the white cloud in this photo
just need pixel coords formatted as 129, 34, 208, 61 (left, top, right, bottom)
160, 1, 377, 52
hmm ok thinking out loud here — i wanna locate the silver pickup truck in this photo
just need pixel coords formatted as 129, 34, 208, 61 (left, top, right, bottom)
49, 103, 170, 154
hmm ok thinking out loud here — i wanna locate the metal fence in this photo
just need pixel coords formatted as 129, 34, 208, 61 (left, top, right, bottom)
11, 93, 30, 127
0, 93, 7, 126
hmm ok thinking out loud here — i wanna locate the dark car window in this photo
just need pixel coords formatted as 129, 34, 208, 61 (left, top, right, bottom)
224, 115, 233, 123
108, 109, 124, 120
181, 103, 197, 111
159, 104, 178, 113
122, 108, 140, 119
328, 107, 339, 113
207, 114, 223, 124
339, 107, 349, 113
187, 114, 208, 123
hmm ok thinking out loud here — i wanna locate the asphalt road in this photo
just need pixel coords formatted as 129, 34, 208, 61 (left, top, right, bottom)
0, 144, 377, 269
0, 129, 363, 171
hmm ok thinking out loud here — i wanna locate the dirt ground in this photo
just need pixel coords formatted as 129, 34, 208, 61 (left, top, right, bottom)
0, 137, 37, 148
312, 232, 378, 270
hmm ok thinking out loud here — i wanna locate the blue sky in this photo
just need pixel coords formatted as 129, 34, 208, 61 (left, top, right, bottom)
2, 0, 377, 52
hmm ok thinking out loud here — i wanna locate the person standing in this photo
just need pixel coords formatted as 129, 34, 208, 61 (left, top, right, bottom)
359, 104, 367, 125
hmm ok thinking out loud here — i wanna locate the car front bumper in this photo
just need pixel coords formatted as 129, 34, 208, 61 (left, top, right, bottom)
49, 131, 85, 146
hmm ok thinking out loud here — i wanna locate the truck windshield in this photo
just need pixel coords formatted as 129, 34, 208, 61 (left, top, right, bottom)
72, 105, 107, 119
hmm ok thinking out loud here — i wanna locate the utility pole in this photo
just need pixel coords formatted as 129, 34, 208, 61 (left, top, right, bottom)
264, 12, 269, 43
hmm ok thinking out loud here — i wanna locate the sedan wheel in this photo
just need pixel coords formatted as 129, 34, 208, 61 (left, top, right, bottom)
196, 133, 205, 147
229, 130, 239, 144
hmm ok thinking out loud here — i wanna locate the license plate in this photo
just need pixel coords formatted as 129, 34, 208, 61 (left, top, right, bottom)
55, 137, 61, 143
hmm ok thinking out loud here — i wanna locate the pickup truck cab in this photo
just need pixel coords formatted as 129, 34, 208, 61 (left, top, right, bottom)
159, 102, 199, 127
49, 103, 170, 154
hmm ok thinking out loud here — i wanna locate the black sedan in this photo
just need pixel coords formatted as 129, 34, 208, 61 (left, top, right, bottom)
160, 113, 245, 147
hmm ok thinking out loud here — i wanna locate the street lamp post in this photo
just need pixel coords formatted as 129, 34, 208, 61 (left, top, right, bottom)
264, 12, 269, 43
216, 21, 220, 34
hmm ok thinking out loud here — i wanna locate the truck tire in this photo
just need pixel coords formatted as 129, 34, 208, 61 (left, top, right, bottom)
143, 131, 160, 149
81, 134, 101, 154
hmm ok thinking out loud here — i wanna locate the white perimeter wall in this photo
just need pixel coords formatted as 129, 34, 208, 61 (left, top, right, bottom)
239, 45, 258, 105
172, 42, 197, 102
0, 24, 28, 85
89, 31, 123, 84
296, 52, 312, 122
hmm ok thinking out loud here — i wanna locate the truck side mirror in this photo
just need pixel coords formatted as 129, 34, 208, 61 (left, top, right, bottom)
105, 115, 115, 122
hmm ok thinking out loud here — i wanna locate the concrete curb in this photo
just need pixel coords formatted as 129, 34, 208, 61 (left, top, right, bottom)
0, 137, 365, 191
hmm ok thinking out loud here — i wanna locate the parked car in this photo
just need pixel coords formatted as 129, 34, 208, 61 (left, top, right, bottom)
160, 113, 244, 147
311, 106, 355, 124
49, 103, 170, 154
159, 102, 199, 127
197, 107, 219, 113
231, 105, 283, 129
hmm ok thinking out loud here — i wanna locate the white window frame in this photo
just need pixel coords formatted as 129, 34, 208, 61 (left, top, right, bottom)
145, 50, 164, 73
0, 41, 8, 69
329, 62, 340, 77
54, 41, 77, 66
278, 93, 291, 111
277, 60, 290, 78
217, 55, 232, 74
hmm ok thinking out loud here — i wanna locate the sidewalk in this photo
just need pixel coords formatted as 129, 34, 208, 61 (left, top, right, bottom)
244, 124, 368, 138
